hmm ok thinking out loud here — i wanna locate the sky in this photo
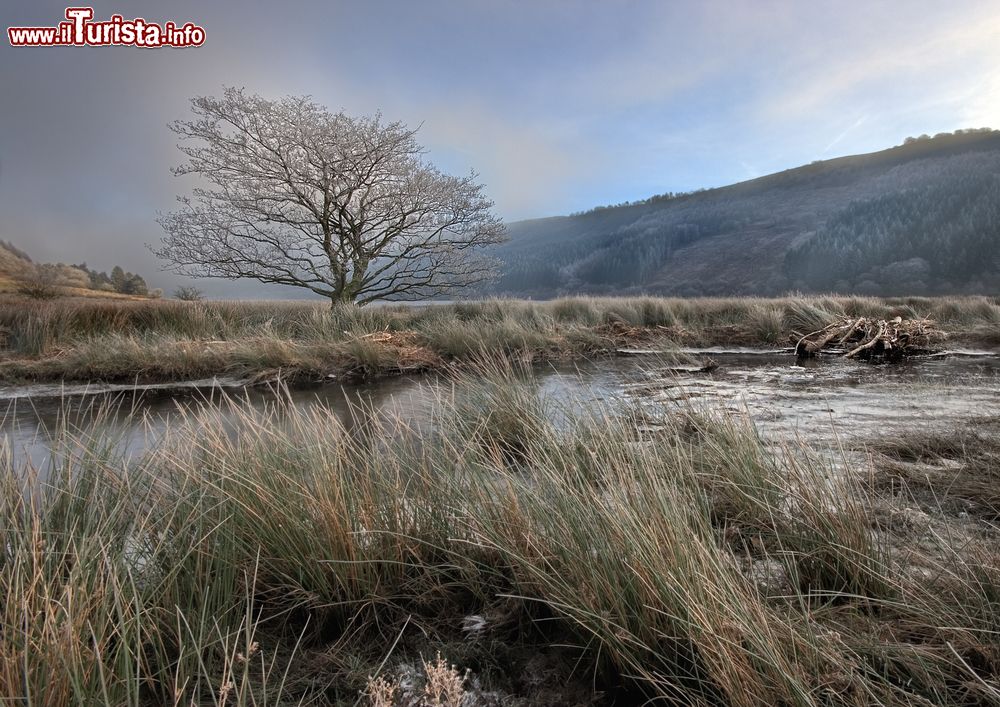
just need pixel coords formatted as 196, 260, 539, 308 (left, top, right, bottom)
2, 0, 999, 296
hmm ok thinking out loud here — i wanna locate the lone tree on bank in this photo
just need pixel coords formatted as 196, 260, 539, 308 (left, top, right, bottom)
154, 89, 506, 306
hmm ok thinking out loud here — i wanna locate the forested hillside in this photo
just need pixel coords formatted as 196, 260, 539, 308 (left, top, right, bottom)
488, 129, 1000, 297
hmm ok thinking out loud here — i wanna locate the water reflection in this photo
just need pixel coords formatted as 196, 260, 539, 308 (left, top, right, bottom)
3, 351, 999, 469
2, 376, 429, 471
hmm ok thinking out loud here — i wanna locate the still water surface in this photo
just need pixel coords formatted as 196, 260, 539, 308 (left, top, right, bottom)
3, 350, 999, 469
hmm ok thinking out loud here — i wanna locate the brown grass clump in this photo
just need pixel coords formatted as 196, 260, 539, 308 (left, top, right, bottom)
4, 364, 1000, 704
866, 429, 1000, 519
1, 294, 997, 384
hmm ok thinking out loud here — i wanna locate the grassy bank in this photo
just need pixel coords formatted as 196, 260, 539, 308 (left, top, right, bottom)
2, 360, 999, 705
1, 294, 999, 384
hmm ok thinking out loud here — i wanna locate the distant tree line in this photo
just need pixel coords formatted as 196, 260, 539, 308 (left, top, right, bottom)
1, 240, 162, 299
569, 188, 710, 218
902, 127, 995, 145
73, 263, 153, 296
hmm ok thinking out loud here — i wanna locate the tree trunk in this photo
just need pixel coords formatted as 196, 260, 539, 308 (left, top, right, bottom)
330, 289, 357, 309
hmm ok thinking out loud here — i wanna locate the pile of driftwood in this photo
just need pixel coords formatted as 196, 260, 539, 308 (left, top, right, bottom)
792, 316, 945, 362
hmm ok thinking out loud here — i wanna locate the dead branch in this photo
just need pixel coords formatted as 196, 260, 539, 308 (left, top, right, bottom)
792, 316, 945, 363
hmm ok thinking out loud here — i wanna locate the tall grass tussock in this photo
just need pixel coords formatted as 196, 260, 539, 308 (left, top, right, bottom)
3, 359, 1000, 704
1, 294, 998, 384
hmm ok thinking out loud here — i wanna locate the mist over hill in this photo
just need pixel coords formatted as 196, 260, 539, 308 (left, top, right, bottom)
488, 129, 1000, 298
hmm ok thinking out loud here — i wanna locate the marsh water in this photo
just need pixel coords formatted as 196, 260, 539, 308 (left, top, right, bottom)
3, 349, 1000, 470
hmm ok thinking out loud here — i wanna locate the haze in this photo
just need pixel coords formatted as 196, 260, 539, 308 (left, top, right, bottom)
2, 0, 998, 296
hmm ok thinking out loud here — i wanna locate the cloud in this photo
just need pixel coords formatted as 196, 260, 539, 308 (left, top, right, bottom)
414, 103, 603, 219
757, 3, 1000, 124
823, 115, 868, 154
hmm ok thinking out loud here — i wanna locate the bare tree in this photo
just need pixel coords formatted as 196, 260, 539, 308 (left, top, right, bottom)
173, 286, 204, 301
16, 264, 61, 300
154, 88, 506, 306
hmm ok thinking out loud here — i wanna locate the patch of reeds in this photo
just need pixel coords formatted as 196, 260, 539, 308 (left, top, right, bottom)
3, 362, 1000, 704
1, 295, 998, 384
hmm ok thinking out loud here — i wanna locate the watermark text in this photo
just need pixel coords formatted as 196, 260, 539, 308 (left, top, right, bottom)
8, 7, 206, 48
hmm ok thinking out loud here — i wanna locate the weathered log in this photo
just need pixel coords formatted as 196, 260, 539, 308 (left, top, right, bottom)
845, 321, 887, 359
795, 324, 842, 357
837, 317, 865, 345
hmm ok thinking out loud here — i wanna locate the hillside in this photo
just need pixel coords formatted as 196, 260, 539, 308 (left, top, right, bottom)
0, 240, 89, 293
0, 240, 34, 281
0, 240, 155, 299
489, 129, 1000, 297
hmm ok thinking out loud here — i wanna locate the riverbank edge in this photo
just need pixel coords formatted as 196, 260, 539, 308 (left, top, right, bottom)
1, 295, 998, 386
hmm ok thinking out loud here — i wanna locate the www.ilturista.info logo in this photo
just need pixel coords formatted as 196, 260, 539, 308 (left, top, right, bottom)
8, 7, 206, 48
